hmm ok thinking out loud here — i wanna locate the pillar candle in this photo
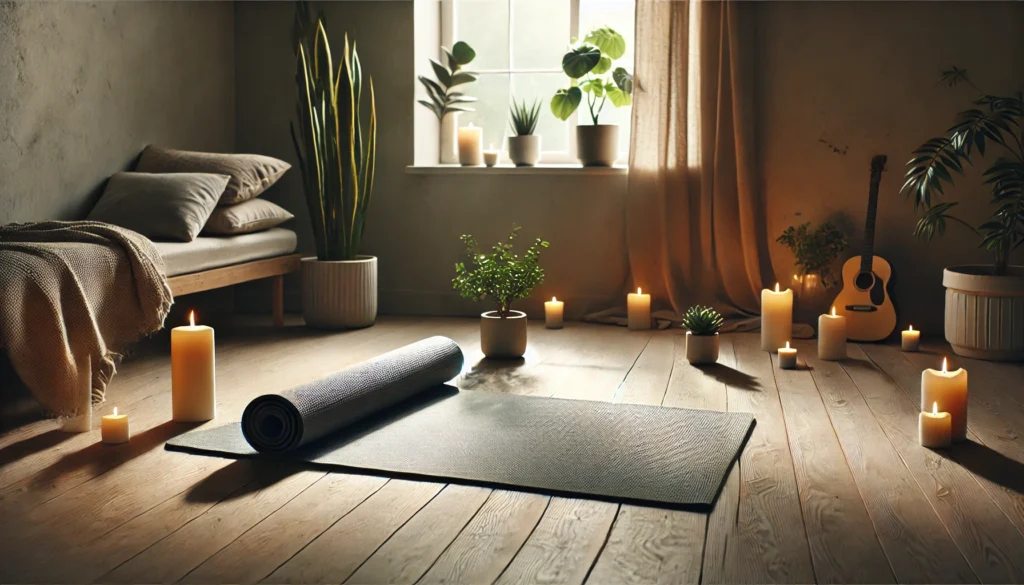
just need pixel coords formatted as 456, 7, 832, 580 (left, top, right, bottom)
483, 144, 499, 167
171, 311, 216, 422
544, 297, 564, 329
919, 401, 952, 448
101, 407, 130, 444
61, 356, 92, 433
778, 341, 798, 369
458, 124, 483, 166
921, 357, 967, 442
761, 283, 793, 352
902, 325, 921, 352
627, 288, 651, 331
817, 306, 847, 361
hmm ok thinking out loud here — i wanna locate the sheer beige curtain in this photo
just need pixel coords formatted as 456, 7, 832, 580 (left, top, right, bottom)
627, 0, 772, 319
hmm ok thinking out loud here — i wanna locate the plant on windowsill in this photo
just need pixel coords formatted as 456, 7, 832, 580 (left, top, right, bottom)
508, 98, 541, 167
453, 227, 550, 359
902, 66, 1024, 360
551, 26, 633, 167
681, 305, 724, 364
417, 41, 477, 164
291, 2, 378, 329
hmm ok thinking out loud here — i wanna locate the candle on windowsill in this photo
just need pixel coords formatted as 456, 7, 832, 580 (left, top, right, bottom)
921, 357, 968, 443
457, 124, 483, 166
919, 401, 952, 448
627, 288, 651, 331
101, 407, 130, 444
817, 306, 847, 361
171, 310, 216, 422
761, 283, 793, 353
778, 341, 798, 369
902, 325, 921, 352
544, 297, 564, 329
483, 144, 499, 167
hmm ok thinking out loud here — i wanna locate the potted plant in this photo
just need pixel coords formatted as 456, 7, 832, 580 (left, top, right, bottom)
550, 27, 633, 166
508, 98, 541, 167
453, 227, 550, 359
682, 305, 724, 365
417, 41, 477, 164
292, 5, 378, 329
776, 222, 847, 323
902, 67, 1024, 360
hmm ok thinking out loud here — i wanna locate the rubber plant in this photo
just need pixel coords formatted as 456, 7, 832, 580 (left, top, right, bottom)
902, 67, 1024, 275
418, 41, 478, 120
290, 2, 376, 261
453, 227, 550, 318
551, 26, 633, 123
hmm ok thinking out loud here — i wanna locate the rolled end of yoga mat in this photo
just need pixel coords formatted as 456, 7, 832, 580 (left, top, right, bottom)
241, 336, 464, 453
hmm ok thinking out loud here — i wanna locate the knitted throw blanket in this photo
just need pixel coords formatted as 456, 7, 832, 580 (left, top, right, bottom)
0, 221, 172, 417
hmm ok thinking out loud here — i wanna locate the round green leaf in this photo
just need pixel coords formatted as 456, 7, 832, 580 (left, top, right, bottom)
584, 27, 626, 60
581, 78, 605, 97
607, 86, 632, 108
591, 55, 612, 75
562, 46, 601, 79
612, 67, 633, 94
451, 41, 476, 66
551, 87, 582, 121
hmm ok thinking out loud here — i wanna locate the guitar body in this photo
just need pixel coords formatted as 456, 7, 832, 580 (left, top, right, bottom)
833, 255, 897, 341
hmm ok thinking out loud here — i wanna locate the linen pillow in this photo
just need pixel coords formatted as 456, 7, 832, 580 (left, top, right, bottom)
135, 145, 291, 206
87, 172, 228, 242
202, 199, 295, 235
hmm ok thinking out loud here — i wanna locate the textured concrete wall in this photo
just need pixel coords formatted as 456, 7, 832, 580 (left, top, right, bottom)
0, 0, 235, 223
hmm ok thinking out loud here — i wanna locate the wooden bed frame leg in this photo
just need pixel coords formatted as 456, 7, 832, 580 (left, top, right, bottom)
272, 275, 285, 327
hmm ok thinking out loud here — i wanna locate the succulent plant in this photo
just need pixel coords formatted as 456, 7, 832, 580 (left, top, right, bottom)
682, 305, 724, 336
509, 97, 541, 136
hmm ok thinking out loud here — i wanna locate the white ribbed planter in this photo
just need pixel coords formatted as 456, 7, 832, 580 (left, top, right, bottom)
301, 256, 377, 329
944, 265, 1024, 361
480, 310, 527, 359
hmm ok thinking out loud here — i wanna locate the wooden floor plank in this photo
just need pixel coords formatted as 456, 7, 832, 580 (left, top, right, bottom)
611, 332, 674, 405
797, 340, 978, 583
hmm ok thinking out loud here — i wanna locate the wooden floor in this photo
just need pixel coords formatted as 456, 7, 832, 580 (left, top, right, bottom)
2, 316, 1024, 584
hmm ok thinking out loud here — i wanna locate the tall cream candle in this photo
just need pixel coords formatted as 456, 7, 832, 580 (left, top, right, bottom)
627, 288, 651, 331
171, 311, 216, 422
544, 297, 564, 329
761, 283, 793, 352
817, 306, 847, 361
921, 357, 967, 443
458, 124, 483, 166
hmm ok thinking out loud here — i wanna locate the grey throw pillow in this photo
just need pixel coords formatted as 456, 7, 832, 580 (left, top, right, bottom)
203, 199, 294, 235
87, 172, 228, 242
135, 145, 291, 206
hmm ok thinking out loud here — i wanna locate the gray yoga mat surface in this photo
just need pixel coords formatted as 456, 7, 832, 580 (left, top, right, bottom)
167, 337, 755, 508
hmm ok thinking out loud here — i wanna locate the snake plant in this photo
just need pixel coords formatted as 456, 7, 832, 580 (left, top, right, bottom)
290, 3, 376, 261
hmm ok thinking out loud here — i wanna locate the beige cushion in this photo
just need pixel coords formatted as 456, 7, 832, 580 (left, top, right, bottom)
135, 145, 291, 206
203, 199, 294, 235
152, 228, 298, 277
87, 172, 228, 242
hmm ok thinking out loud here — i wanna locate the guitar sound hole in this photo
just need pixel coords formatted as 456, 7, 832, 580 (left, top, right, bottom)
854, 271, 874, 291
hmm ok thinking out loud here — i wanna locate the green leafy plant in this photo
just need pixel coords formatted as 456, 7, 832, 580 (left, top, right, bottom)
291, 2, 376, 261
903, 67, 1024, 275
453, 227, 550, 318
509, 97, 541, 136
682, 305, 724, 336
551, 26, 633, 124
417, 41, 478, 120
776, 222, 848, 287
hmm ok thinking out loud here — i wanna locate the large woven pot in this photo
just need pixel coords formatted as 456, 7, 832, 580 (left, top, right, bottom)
943, 265, 1024, 361
576, 124, 619, 167
480, 310, 527, 359
301, 256, 377, 329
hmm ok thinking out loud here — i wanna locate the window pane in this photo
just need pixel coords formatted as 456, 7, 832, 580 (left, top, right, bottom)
457, 73, 510, 151
511, 73, 569, 153
511, 0, 569, 70
454, 0, 509, 70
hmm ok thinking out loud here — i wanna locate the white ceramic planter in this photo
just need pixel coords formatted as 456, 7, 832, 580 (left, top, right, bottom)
943, 265, 1024, 361
508, 135, 541, 167
480, 310, 527, 359
301, 255, 377, 329
576, 124, 619, 167
685, 332, 720, 365
440, 112, 459, 164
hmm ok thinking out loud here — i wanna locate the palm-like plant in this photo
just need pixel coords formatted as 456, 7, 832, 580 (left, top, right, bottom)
902, 67, 1024, 275
290, 3, 376, 261
509, 98, 541, 136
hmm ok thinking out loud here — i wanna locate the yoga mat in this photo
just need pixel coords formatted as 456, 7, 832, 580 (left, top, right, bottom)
167, 337, 755, 508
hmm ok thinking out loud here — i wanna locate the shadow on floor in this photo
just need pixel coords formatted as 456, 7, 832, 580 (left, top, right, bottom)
184, 459, 306, 503
940, 439, 1024, 495
0, 429, 74, 470
696, 363, 762, 391
459, 357, 536, 392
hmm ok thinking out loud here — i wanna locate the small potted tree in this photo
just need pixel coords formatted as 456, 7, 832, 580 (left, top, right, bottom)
551, 27, 633, 166
776, 222, 847, 323
682, 305, 724, 365
453, 227, 550, 359
508, 98, 541, 167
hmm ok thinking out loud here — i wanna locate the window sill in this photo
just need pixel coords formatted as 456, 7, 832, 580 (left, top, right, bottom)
406, 164, 628, 176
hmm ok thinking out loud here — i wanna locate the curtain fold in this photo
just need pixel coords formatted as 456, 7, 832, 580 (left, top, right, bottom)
626, 0, 773, 320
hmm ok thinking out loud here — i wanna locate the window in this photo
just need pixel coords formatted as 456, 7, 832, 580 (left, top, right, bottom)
439, 0, 635, 164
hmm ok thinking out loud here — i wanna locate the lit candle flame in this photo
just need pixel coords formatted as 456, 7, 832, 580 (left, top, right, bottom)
637, 287, 642, 295
775, 283, 780, 293
189, 310, 195, 327
942, 357, 948, 373
831, 306, 836, 316
113, 406, 118, 416
785, 341, 791, 350
551, 297, 557, 302
932, 402, 938, 415
909, 324, 914, 332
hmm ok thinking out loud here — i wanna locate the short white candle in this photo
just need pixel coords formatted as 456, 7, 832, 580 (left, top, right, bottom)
902, 325, 921, 352
483, 144, 499, 167
627, 287, 651, 331
778, 341, 798, 369
921, 357, 967, 442
457, 124, 483, 166
544, 297, 564, 329
919, 401, 951, 448
761, 283, 793, 352
171, 310, 216, 422
101, 407, 130, 444
817, 306, 847, 361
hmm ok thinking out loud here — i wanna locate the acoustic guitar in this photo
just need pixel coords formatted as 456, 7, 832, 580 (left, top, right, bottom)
832, 154, 897, 341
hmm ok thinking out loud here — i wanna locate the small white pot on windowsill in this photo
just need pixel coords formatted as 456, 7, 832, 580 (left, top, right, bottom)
685, 332, 720, 365
508, 135, 541, 167
480, 310, 528, 359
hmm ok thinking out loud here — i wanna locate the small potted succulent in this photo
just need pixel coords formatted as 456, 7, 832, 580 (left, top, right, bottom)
417, 41, 478, 164
508, 98, 541, 167
682, 305, 724, 364
453, 227, 550, 359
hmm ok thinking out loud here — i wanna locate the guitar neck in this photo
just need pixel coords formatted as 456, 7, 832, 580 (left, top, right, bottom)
860, 155, 886, 273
